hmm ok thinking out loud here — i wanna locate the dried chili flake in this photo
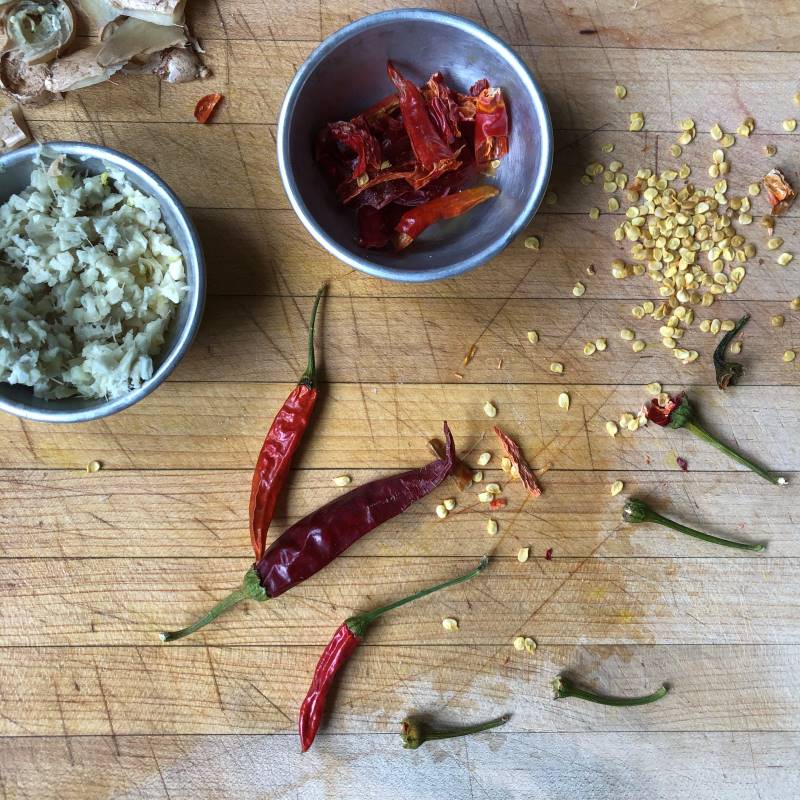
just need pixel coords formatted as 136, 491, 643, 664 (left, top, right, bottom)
545, 548, 553, 560
676, 457, 688, 471
489, 497, 507, 510
763, 168, 795, 215
493, 426, 543, 497
194, 92, 223, 123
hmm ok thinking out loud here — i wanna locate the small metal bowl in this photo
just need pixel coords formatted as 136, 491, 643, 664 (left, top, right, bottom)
278, 9, 552, 282
0, 141, 205, 423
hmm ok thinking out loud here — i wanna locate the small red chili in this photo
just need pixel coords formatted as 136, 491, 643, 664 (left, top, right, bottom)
194, 92, 223, 123
249, 286, 325, 562
299, 557, 488, 752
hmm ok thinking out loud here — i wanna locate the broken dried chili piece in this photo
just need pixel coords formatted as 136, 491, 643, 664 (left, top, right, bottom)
763, 168, 795, 215
299, 557, 488, 752
489, 497, 507, 510
644, 392, 784, 485
676, 456, 688, 472
394, 185, 499, 250
194, 92, 223, 123
544, 548, 553, 560
713, 313, 750, 390
493, 426, 543, 497
474, 86, 509, 168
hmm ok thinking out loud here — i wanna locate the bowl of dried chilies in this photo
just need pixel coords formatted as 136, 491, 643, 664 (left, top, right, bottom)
277, 8, 552, 282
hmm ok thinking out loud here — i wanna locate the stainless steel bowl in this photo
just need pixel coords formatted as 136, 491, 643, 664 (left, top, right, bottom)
0, 141, 205, 423
277, 9, 552, 282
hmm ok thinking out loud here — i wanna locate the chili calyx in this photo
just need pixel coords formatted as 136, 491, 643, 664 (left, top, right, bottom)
644, 392, 785, 485
713, 313, 750, 390
623, 498, 765, 552
400, 713, 509, 749
552, 674, 668, 706
249, 285, 326, 562
299, 557, 489, 752
159, 567, 267, 642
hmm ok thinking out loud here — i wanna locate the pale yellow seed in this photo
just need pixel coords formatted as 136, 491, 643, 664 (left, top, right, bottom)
615, 84, 627, 99
517, 547, 530, 563
678, 164, 691, 179
478, 491, 492, 503
710, 319, 721, 334
606, 421, 619, 437
720, 133, 735, 148
485, 483, 502, 495
708, 164, 719, 179
669, 144, 682, 157
608, 197, 620, 212
580, 175, 592, 186
524, 637, 537, 653
784, 119, 797, 132
601, 142, 615, 153
501, 457, 512, 473
629, 115, 644, 132
483, 401, 497, 418
524, 236, 540, 250
595, 338, 608, 351
442, 618, 459, 632
677, 131, 693, 146
631, 306, 645, 320
711, 148, 724, 164
784, 350, 796, 363
748, 183, 761, 196
620, 328, 635, 340
680, 118, 695, 131
632, 339, 646, 353
473, 470, 484, 483
603, 181, 617, 192
573, 281, 587, 296
583, 341, 597, 356
721, 319, 736, 332
627, 417, 640, 431
642, 301, 655, 314
795, 92, 800, 106
477, 452, 491, 466
767, 238, 783, 250
609, 160, 623, 173
610, 480, 624, 496
709, 123, 723, 141
513, 635, 526, 651
645, 382, 662, 394
673, 348, 690, 360
435, 504, 448, 519
730, 341, 742, 355
777, 252, 794, 266
765, 145, 777, 157
791, 297, 800, 311
86, 460, 102, 473
550, 362, 564, 374
444, 498, 456, 511
527, 330, 539, 344
333, 475, 351, 487
486, 519, 498, 535
588, 207, 600, 220
558, 392, 570, 410
772, 314, 785, 328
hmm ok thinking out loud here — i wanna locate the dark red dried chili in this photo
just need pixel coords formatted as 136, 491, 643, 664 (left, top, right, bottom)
249, 286, 325, 562
159, 423, 458, 641
299, 557, 488, 752
393, 185, 499, 250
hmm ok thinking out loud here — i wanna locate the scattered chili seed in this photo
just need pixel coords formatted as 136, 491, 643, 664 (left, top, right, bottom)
632, 340, 646, 353
765, 144, 777, 156
606, 421, 619, 437
645, 382, 662, 394
550, 362, 564, 373
473, 470, 484, 483
524, 236, 540, 250
583, 341, 597, 356
485, 483, 501, 495
615, 84, 627, 99
435, 504, 448, 519
791, 297, 800, 311
442, 618, 459, 632
500, 457, 513, 473
573, 281, 587, 296
784, 350, 796, 362
610, 480, 624, 496
595, 338, 608, 351
772, 315, 785, 328
558, 392, 570, 410
486, 519, 498, 535
86, 460, 102, 473
333, 475, 351, 487
517, 547, 530, 563
513, 635, 526, 650
477, 452, 492, 466
478, 491, 492, 503
778, 252, 794, 266
527, 330, 539, 344
524, 637, 537, 653
784, 119, 797, 132
484, 401, 498, 417
443, 498, 456, 511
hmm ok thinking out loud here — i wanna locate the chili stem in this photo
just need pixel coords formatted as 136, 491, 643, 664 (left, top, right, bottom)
554, 676, 668, 706
160, 567, 266, 642
648, 509, 764, 552
300, 285, 326, 386
422, 715, 510, 741
684, 420, 781, 485
347, 556, 488, 637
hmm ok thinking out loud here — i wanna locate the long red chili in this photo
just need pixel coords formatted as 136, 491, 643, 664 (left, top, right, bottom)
386, 61, 454, 169
393, 185, 499, 251
299, 557, 488, 752
249, 286, 325, 562
159, 422, 457, 641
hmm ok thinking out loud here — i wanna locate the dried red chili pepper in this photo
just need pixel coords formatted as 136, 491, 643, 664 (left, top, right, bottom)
386, 61, 455, 169
249, 286, 325, 562
394, 185, 499, 250
474, 87, 509, 168
763, 168, 795, 215
194, 92, 223, 123
493, 426, 543, 497
645, 393, 785, 485
299, 557, 488, 752
422, 72, 463, 145
160, 423, 458, 641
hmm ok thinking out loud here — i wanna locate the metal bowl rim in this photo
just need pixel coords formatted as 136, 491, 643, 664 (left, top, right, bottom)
277, 7, 553, 282
0, 140, 206, 423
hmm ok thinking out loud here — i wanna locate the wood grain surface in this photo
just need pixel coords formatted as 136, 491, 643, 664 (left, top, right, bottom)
1, 0, 799, 797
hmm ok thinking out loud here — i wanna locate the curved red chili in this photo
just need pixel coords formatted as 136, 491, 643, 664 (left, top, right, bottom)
299, 557, 488, 752
393, 185, 499, 251
249, 286, 325, 562
159, 423, 458, 642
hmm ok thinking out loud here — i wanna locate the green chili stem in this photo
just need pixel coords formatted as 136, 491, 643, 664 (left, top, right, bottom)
684, 420, 781, 485
347, 557, 488, 638
422, 715, 510, 741
300, 285, 325, 387
647, 510, 765, 552
555, 676, 667, 706
160, 567, 267, 642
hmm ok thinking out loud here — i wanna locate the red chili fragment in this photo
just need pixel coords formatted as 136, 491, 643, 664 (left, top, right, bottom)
493, 426, 543, 497
676, 456, 688, 471
489, 497, 507, 510
394, 185, 500, 250
545, 548, 553, 561
474, 87, 509, 168
194, 92, 223, 123
763, 168, 795, 215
